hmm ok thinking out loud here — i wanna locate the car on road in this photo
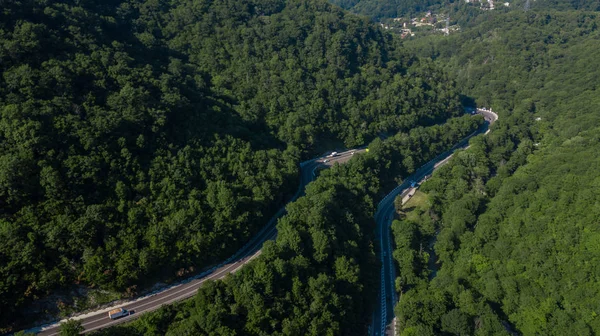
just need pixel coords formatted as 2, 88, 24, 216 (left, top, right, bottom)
324, 159, 329, 163
327, 151, 338, 157
108, 308, 129, 320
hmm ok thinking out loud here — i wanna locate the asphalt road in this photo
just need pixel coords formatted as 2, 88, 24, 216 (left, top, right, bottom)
371, 109, 498, 336
27, 107, 498, 336
30, 149, 363, 336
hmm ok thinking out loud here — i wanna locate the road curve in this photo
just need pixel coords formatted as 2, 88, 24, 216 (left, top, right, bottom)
28, 149, 364, 336
371, 109, 498, 336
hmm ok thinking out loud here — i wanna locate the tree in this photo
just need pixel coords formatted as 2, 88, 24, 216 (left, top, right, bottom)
59, 319, 84, 336
441, 309, 471, 335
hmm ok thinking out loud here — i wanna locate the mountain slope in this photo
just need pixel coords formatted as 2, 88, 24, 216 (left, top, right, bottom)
391, 9, 600, 336
0, 0, 464, 330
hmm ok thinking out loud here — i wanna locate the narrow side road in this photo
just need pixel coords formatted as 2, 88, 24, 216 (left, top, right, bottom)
29, 149, 364, 336
371, 109, 498, 336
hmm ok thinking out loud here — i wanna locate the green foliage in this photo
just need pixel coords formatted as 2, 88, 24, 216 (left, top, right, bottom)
326, 0, 600, 27
59, 319, 84, 336
329, 0, 452, 20
1, 0, 468, 330
441, 308, 471, 335
392, 219, 423, 289
95, 117, 481, 335
535, 0, 600, 10
392, 9, 600, 336
408, 10, 600, 125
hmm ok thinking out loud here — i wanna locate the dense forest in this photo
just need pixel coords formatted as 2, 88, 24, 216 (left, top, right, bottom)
328, 0, 451, 20
0, 0, 467, 330
391, 9, 600, 336
408, 10, 600, 118
8, 0, 600, 333
325, 0, 600, 28
535, 0, 600, 10
92, 116, 482, 336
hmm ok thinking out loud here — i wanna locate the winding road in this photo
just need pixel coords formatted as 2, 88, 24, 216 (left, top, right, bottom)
27, 109, 498, 336
29, 149, 363, 336
371, 109, 498, 336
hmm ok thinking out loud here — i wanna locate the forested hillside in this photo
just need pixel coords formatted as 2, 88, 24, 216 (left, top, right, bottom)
326, 0, 599, 27
0, 0, 465, 330
535, 0, 600, 10
94, 116, 483, 336
328, 0, 450, 20
391, 10, 600, 336
408, 10, 600, 120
